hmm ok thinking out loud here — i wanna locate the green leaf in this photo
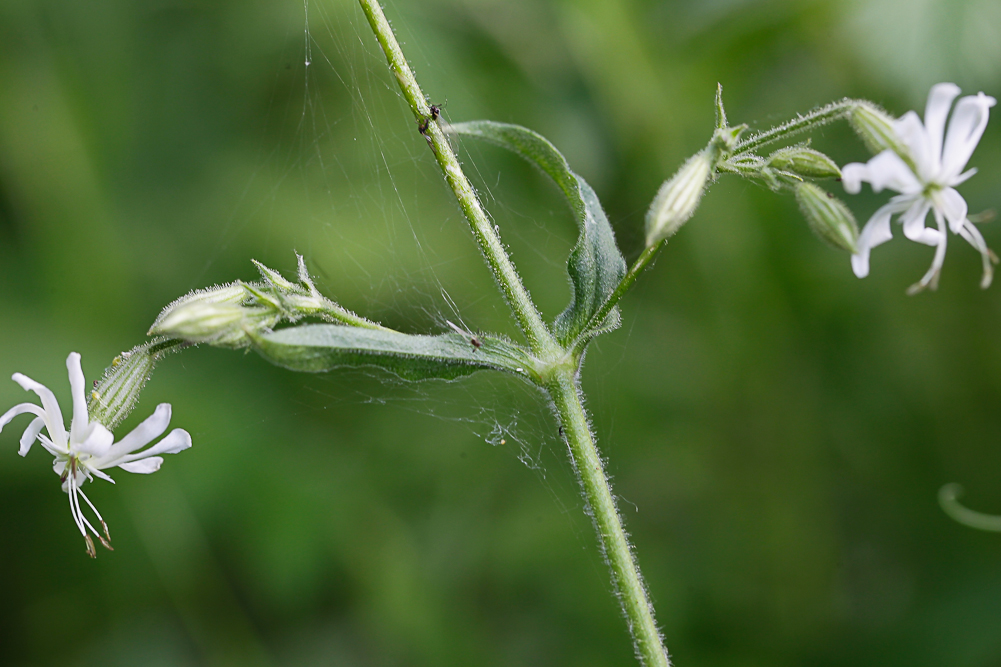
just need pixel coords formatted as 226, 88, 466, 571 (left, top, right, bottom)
447, 121, 626, 345
251, 324, 539, 382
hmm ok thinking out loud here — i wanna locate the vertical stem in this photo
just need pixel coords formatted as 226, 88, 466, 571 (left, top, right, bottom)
357, 0, 558, 357
547, 372, 670, 667
358, 3, 670, 663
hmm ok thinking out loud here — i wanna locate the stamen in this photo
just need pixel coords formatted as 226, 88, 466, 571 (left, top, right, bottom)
77, 487, 113, 550
66, 476, 88, 537
64, 466, 106, 545
74, 490, 102, 540
84, 535, 96, 559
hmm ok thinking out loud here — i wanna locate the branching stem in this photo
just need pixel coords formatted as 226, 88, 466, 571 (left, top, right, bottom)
357, 2, 670, 664
357, 0, 557, 357
574, 241, 665, 356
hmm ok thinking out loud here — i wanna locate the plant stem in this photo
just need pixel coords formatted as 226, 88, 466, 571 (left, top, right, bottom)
316, 299, 396, 332
358, 3, 670, 663
734, 99, 859, 155
357, 0, 557, 357
547, 372, 670, 667
574, 241, 665, 355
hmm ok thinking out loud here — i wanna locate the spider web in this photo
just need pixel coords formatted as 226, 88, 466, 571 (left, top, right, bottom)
190, 0, 593, 517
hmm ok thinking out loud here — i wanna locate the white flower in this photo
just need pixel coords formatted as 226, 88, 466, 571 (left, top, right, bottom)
0, 352, 191, 557
843, 83, 997, 293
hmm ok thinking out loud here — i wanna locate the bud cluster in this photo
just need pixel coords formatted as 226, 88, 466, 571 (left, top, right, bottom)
149, 255, 358, 348
698, 92, 863, 256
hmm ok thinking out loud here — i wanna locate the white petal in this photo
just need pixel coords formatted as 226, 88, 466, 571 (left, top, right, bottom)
900, 199, 940, 246
118, 457, 164, 474
143, 428, 192, 457
923, 83, 961, 173
67, 353, 90, 445
93, 404, 172, 468
11, 373, 67, 447
951, 167, 977, 187
1, 402, 46, 432
894, 111, 935, 181
851, 150, 921, 195
88, 467, 116, 484
841, 163, 868, 194
936, 187, 969, 233
941, 92, 996, 180
116, 428, 192, 465
18, 416, 47, 457
75, 423, 114, 458
851, 205, 896, 278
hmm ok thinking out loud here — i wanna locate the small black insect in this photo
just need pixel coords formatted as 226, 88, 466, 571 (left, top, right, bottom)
446, 320, 481, 350
418, 104, 441, 140
558, 426, 565, 437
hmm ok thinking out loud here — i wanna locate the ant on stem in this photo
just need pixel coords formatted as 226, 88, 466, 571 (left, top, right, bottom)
417, 104, 442, 145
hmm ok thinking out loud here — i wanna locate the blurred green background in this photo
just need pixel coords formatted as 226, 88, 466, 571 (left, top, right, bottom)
2, 0, 1001, 665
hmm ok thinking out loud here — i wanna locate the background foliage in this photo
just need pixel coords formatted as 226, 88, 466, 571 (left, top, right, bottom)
2, 0, 1001, 665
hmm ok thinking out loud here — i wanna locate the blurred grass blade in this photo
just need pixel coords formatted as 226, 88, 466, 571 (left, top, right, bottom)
939, 484, 1001, 531
251, 324, 537, 382
447, 121, 626, 346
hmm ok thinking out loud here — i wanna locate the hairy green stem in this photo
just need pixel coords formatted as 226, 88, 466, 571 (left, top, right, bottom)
358, 2, 671, 663
574, 241, 665, 355
734, 99, 859, 155
547, 372, 670, 667
357, 0, 557, 357
316, 299, 396, 332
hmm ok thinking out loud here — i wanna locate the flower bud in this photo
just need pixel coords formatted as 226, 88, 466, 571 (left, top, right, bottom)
149, 282, 249, 330
795, 183, 859, 253
767, 146, 841, 179
849, 102, 903, 156
88, 339, 185, 430
645, 150, 713, 246
150, 301, 280, 347
149, 282, 270, 346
